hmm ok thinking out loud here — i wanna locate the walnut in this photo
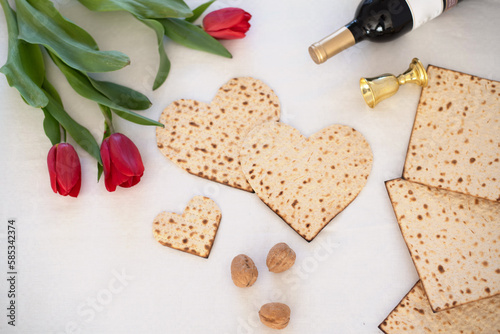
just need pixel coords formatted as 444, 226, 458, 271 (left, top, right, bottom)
231, 254, 258, 287
259, 302, 291, 329
266, 243, 296, 273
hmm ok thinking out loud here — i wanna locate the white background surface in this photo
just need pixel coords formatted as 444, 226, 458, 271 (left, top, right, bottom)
0, 0, 499, 333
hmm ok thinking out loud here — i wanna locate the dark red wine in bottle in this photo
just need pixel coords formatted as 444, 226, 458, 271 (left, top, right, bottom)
309, 0, 462, 64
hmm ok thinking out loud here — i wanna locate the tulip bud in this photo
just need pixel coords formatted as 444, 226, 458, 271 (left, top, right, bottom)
47, 143, 82, 197
100, 133, 144, 192
203, 7, 252, 40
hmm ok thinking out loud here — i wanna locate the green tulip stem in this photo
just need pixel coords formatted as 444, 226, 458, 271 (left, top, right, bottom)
100, 105, 115, 134
61, 125, 66, 142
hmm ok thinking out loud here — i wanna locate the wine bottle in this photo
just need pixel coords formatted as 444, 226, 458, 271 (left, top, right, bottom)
309, 0, 462, 64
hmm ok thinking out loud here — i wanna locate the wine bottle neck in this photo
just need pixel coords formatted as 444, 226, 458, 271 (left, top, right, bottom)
308, 26, 356, 64
346, 20, 366, 43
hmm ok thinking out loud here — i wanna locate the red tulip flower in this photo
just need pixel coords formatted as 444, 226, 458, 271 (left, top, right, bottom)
203, 8, 251, 40
100, 133, 144, 192
47, 143, 82, 197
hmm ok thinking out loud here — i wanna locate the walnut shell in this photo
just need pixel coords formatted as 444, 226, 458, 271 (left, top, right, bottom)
266, 243, 296, 273
231, 254, 258, 287
259, 302, 291, 330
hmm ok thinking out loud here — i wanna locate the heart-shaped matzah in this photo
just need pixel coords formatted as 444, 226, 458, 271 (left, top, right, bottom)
153, 196, 221, 258
240, 122, 373, 241
156, 77, 281, 192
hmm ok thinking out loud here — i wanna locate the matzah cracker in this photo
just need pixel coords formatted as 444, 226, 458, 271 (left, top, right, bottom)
153, 196, 221, 258
386, 178, 500, 311
403, 65, 500, 202
379, 281, 500, 334
156, 77, 280, 192
240, 122, 373, 241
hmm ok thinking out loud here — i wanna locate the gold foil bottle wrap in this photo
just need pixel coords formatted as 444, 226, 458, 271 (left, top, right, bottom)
309, 27, 355, 64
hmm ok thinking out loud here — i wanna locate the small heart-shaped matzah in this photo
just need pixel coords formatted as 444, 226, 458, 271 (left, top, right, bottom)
153, 196, 221, 258
240, 122, 373, 241
156, 77, 280, 191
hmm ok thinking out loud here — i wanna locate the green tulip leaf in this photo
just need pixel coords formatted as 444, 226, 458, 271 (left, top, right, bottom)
111, 108, 164, 127
49, 53, 119, 108
185, 0, 215, 23
41, 77, 63, 106
49, 52, 149, 112
138, 19, 171, 90
50, 52, 162, 127
17, 42, 45, 90
159, 18, 232, 58
97, 162, 104, 181
88, 77, 152, 110
77, 0, 193, 19
0, 0, 48, 108
15, 0, 130, 73
42, 92, 101, 164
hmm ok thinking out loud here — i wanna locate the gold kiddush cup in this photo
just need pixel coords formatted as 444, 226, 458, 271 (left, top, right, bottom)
360, 58, 428, 108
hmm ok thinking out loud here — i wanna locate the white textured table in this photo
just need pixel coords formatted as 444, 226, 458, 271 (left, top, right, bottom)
0, 1, 498, 333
